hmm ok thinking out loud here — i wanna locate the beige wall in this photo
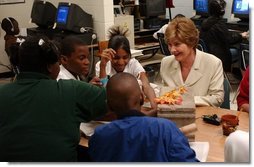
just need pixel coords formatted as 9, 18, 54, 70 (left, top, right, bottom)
0, 0, 114, 73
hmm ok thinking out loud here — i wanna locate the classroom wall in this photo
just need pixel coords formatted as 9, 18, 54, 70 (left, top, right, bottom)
0, 1, 33, 73
0, 0, 246, 73
0, 0, 114, 73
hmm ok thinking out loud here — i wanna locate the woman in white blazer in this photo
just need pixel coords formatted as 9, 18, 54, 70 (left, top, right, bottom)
160, 17, 224, 107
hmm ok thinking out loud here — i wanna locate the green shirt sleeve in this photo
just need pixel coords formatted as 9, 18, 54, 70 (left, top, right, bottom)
74, 80, 107, 122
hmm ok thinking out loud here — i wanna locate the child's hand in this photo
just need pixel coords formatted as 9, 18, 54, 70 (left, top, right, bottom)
141, 107, 157, 117
241, 31, 249, 39
100, 48, 116, 66
89, 76, 103, 86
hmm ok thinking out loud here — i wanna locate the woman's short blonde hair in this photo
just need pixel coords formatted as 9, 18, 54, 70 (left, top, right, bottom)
165, 17, 199, 49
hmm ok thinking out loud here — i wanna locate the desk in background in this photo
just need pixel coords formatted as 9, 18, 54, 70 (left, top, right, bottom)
27, 27, 97, 46
191, 16, 207, 28
134, 28, 161, 64
135, 28, 160, 55
135, 42, 160, 59
191, 16, 249, 32
79, 106, 249, 162
226, 21, 249, 32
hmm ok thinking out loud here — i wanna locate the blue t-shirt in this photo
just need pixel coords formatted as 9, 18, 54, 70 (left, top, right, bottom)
88, 114, 199, 162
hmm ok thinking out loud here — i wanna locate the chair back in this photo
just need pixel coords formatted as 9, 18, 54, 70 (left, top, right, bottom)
220, 78, 230, 109
157, 33, 171, 56
240, 43, 249, 71
230, 47, 240, 64
197, 38, 208, 52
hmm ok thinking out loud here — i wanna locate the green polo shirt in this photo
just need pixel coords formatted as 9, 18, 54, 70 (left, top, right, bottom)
0, 72, 107, 162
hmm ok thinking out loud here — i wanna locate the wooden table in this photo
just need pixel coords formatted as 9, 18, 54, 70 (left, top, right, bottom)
195, 106, 249, 162
79, 106, 249, 162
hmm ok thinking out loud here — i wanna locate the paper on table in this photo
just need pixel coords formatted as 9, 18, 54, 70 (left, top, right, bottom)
80, 121, 110, 137
131, 49, 144, 58
189, 142, 209, 162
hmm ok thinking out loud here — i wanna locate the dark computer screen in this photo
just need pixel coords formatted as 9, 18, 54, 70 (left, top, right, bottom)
193, 0, 209, 17
113, 0, 121, 5
55, 2, 93, 34
30, 0, 57, 28
139, 0, 166, 18
56, 6, 69, 24
232, 0, 249, 22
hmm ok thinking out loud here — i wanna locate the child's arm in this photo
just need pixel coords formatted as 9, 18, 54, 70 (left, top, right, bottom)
99, 48, 115, 78
139, 72, 157, 113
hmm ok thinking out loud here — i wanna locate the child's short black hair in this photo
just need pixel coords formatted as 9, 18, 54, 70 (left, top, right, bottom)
209, 0, 226, 17
60, 36, 87, 56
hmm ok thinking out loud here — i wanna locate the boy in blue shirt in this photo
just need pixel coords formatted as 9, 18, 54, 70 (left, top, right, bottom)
88, 72, 199, 162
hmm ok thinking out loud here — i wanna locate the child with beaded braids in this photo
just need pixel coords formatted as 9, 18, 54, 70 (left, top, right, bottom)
0, 35, 107, 161
1, 17, 25, 74
95, 25, 157, 116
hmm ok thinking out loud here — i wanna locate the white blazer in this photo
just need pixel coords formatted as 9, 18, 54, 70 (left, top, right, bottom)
160, 49, 224, 107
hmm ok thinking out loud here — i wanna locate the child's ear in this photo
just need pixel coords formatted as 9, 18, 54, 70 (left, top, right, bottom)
47, 62, 60, 80
60, 55, 68, 64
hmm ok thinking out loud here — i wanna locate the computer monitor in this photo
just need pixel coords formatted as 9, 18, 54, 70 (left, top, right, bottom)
113, 0, 121, 5
193, 0, 209, 17
55, 2, 93, 33
231, 0, 249, 23
139, 0, 166, 18
30, 0, 57, 28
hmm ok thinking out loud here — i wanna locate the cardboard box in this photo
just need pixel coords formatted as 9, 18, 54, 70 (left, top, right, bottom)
157, 87, 196, 141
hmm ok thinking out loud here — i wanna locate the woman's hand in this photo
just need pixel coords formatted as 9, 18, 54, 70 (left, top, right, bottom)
240, 103, 249, 113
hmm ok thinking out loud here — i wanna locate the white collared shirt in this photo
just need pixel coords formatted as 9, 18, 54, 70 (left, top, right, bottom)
95, 58, 145, 78
57, 65, 80, 81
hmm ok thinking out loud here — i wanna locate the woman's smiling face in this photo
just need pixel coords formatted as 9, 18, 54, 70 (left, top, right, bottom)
168, 38, 194, 62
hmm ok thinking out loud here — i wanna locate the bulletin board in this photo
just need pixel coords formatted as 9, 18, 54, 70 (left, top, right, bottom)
0, 0, 25, 5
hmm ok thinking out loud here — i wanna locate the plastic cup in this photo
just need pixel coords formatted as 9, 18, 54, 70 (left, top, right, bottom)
100, 77, 108, 87
221, 114, 239, 136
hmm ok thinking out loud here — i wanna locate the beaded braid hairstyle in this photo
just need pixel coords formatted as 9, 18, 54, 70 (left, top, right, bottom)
17, 36, 60, 75
107, 25, 131, 57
